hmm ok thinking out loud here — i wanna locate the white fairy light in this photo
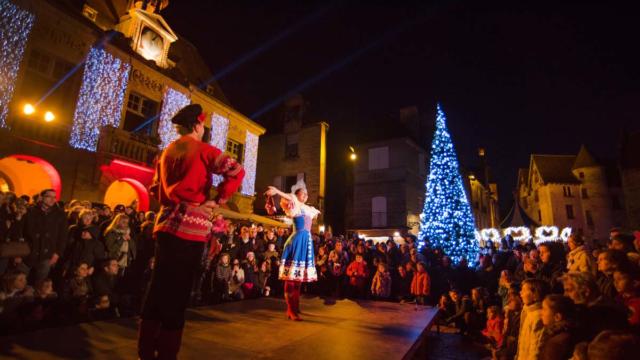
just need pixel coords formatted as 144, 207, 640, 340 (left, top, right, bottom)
241, 130, 258, 196
210, 113, 229, 186
158, 87, 190, 149
503, 226, 532, 243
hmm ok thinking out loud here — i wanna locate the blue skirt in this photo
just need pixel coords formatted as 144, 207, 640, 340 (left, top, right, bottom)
279, 229, 317, 282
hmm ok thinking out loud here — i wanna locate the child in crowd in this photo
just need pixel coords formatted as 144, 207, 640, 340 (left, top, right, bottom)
613, 268, 640, 329
539, 295, 578, 360
410, 262, 430, 305
481, 305, 504, 350
346, 253, 369, 298
371, 262, 392, 299
495, 292, 523, 360
515, 279, 548, 360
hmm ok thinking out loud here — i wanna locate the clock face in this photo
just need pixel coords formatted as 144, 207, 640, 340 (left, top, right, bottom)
139, 27, 164, 61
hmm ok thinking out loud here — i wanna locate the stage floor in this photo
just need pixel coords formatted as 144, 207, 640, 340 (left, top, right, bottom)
0, 297, 437, 359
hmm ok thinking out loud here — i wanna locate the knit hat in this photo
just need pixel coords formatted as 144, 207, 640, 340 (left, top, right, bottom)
171, 104, 205, 127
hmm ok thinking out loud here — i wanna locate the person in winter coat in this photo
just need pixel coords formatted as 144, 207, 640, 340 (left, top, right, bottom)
214, 253, 232, 301
346, 254, 369, 298
481, 305, 504, 349
538, 295, 578, 360
24, 189, 68, 283
64, 209, 105, 275
566, 235, 595, 275
104, 214, 136, 277
596, 249, 629, 300
410, 262, 430, 305
537, 242, 566, 294
371, 262, 392, 299
613, 268, 640, 329
228, 259, 245, 300
515, 279, 549, 360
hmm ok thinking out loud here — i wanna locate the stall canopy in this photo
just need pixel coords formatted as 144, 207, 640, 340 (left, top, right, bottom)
499, 197, 539, 228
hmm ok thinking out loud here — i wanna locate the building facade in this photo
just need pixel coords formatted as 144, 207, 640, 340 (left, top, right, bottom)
349, 137, 428, 240
253, 95, 328, 226
0, 0, 264, 212
517, 146, 625, 242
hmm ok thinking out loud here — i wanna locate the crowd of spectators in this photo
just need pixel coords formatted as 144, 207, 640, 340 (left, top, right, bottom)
1, 188, 640, 360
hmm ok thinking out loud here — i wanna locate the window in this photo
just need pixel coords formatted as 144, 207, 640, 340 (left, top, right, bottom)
205, 84, 216, 97
537, 210, 542, 222
27, 50, 53, 76
285, 133, 299, 159
123, 92, 159, 134
581, 188, 588, 199
371, 196, 387, 227
585, 210, 594, 227
368, 146, 389, 170
563, 186, 573, 197
579, 172, 585, 179
284, 173, 304, 193
534, 190, 539, 203
566, 205, 575, 220
226, 139, 244, 163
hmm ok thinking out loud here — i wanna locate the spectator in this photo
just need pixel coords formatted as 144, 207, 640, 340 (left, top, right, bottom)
410, 262, 430, 305
612, 268, 640, 329
24, 189, 68, 283
92, 258, 119, 315
346, 253, 369, 298
537, 242, 565, 294
371, 262, 392, 299
481, 305, 504, 350
64, 262, 93, 300
442, 288, 473, 335
566, 234, 595, 275
393, 264, 413, 302
515, 278, 548, 360
497, 270, 516, 308
256, 260, 271, 297
596, 249, 628, 300
587, 330, 640, 360
214, 254, 232, 301
63, 209, 104, 275
104, 214, 136, 277
495, 292, 522, 360
228, 259, 245, 300
539, 295, 578, 360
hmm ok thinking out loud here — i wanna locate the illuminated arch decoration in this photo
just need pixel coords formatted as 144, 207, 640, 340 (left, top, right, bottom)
560, 227, 572, 242
0, 155, 62, 200
480, 228, 501, 243
103, 177, 149, 212
158, 87, 190, 149
70, 47, 131, 151
210, 113, 229, 186
0, 0, 35, 128
240, 130, 259, 196
503, 226, 532, 243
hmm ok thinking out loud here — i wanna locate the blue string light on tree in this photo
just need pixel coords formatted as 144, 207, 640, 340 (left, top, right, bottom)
418, 104, 478, 265
70, 47, 130, 151
210, 113, 229, 186
0, 0, 35, 128
241, 131, 259, 196
158, 87, 190, 149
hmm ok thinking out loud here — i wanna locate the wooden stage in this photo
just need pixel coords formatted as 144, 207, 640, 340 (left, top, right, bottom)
0, 297, 438, 359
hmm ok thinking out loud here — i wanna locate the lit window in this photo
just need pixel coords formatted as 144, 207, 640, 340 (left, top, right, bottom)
368, 146, 389, 170
226, 139, 244, 163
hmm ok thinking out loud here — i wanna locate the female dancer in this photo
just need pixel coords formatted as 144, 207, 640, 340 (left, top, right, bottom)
265, 180, 319, 320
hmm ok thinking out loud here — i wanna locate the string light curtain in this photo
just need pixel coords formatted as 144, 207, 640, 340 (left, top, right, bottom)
70, 47, 130, 151
158, 87, 190, 149
418, 104, 478, 265
0, 0, 35, 128
210, 113, 229, 186
241, 130, 258, 196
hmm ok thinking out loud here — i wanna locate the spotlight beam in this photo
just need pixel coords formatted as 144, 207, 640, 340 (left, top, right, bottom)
35, 32, 116, 107
250, 20, 415, 119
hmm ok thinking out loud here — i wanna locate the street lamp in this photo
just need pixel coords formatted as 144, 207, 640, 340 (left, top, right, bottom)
44, 111, 55, 122
350, 152, 357, 161
23, 103, 35, 115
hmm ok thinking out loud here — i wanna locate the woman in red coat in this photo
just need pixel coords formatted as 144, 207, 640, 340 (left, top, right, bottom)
138, 104, 244, 360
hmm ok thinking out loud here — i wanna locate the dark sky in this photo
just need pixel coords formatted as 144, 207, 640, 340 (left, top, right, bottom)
163, 0, 640, 222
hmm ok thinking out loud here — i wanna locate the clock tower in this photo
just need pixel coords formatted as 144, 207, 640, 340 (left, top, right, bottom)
116, 0, 177, 68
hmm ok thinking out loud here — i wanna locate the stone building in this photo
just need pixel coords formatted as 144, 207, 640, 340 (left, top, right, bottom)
517, 146, 626, 242
464, 148, 500, 230
0, 0, 265, 213
349, 137, 428, 240
253, 95, 328, 226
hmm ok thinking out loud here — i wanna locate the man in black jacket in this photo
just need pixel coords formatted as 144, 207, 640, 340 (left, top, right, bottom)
24, 189, 68, 283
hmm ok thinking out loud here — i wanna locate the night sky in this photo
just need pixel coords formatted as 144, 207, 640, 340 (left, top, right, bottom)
164, 0, 640, 225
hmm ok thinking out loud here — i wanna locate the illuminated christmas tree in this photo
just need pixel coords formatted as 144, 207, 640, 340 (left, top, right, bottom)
418, 104, 478, 265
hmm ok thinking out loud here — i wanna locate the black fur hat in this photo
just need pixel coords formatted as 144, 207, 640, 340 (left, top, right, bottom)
171, 104, 204, 127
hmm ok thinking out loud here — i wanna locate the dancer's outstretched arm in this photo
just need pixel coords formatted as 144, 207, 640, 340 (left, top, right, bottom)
264, 186, 293, 201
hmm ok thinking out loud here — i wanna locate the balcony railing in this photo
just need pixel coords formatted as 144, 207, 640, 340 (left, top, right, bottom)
97, 126, 160, 166
10, 117, 70, 145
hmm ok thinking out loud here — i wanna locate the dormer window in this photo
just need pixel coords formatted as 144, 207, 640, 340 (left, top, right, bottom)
82, 4, 98, 22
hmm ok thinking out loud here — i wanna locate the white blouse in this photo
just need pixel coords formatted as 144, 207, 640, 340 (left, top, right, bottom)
283, 193, 321, 219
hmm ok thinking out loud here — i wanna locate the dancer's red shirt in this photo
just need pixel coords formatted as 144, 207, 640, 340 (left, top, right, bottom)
151, 136, 244, 241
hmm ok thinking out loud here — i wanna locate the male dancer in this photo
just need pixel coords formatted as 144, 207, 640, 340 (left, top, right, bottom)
138, 104, 244, 359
